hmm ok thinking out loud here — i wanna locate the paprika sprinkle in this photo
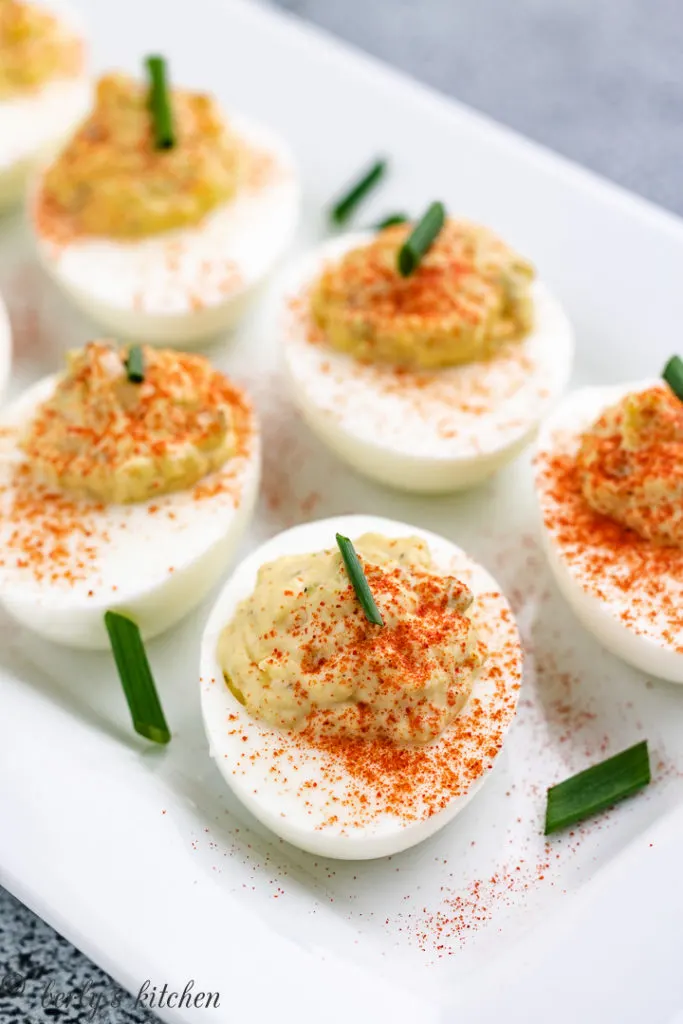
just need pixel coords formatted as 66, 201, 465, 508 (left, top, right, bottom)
535, 383, 683, 659
28, 68, 299, 346
201, 520, 522, 856
281, 227, 573, 493
0, 343, 260, 648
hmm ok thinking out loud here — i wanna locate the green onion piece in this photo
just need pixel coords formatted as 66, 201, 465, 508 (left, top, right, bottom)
330, 158, 387, 226
335, 533, 384, 627
146, 54, 175, 150
544, 740, 650, 835
375, 213, 409, 231
224, 672, 246, 706
397, 200, 445, 277
104, 611, 171, 744
662, 355, 683, 402
125, 344, 145, 383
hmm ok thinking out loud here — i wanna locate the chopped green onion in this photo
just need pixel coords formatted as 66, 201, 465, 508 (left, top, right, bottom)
224, 672, 246, 706
335, 533, 384, 627
662, 355, 683, 402
544, 740, 650, 835
104, 611, 171, 744
397, 200, 445, 277
146, 54, 175, 150
125, 344, 145, 383
375, 213, 409, 231
330, 158, 387, 226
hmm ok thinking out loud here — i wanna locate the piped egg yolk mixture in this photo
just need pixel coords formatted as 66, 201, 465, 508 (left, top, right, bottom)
36, 72, 241, 240
21, 340, 239, 504
310, 219, 535, 369
219, 533, 486, 745
0, 0, 83, 98
577, 385, 683, 547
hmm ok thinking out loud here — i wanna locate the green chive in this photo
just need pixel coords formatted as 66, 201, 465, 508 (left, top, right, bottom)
146, 54, 175, 150
224, 672, 246, 707
330, 158, 387, 226
104, 611, 171, 744
335, 533, 384, 627
397, 200, 445, 277
544, 740, 650, 835
662, 355, 683, 402
125, 344, 145, 383
375, 213, 409, 231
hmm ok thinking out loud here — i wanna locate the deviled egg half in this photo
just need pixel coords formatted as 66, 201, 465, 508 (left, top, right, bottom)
0, 340, 260, 648
535, 377, 683, 683
0, 289, 11, 401
281, 219, 574, 493
200, 515, 522, 859
30, 65, 299, 343
0, 0, 89, 211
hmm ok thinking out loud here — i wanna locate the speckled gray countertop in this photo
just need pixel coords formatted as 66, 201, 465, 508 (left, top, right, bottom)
2, 0, 682, 1020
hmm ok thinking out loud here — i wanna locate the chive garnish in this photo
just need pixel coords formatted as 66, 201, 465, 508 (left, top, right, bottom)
335, 533, 384, 627
104, 611, 171, 744
224, 673, 246, 706
125, 344, 145, 383
375, 213, 409, 231
146, 54, 175, 150
544, 740, 650, 835
397, 200, 445, 277
662, 355, 683, 402
330, 158, 387, 226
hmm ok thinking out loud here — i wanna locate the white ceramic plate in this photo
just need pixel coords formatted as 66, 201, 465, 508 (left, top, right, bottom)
1, 2, 683, 1023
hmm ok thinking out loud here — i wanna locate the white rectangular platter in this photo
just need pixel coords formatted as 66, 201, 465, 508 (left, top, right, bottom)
2, 1, 683, 1022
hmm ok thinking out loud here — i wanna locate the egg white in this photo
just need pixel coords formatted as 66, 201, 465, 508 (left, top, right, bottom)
200, 514, 522, 860
535, 380, 683, 683
0, 373, 261, 649
0, 0, 90, 211
31, 116, 300, 345
281, 233, 574, 493
0, 290, 11, 403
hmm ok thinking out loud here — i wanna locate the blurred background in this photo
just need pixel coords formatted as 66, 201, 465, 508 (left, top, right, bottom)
2, 0, 682, 1022
273, 0, 683, 215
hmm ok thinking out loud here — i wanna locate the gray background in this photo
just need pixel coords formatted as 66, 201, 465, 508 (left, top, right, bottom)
2, 0, 681, 1021
283, 0, 683, 215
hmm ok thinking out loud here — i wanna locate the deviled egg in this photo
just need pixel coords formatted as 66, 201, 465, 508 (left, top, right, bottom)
535, 378, 683, 683
0, 340, 260, 648
200, 515, 522, 859
30, 66, 299, 343
281, 219, 574, 492
0, 289, 11, 401
0, 0, 89, 211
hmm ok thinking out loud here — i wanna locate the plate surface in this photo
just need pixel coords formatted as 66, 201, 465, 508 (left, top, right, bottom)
1, 1, 683, 1022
